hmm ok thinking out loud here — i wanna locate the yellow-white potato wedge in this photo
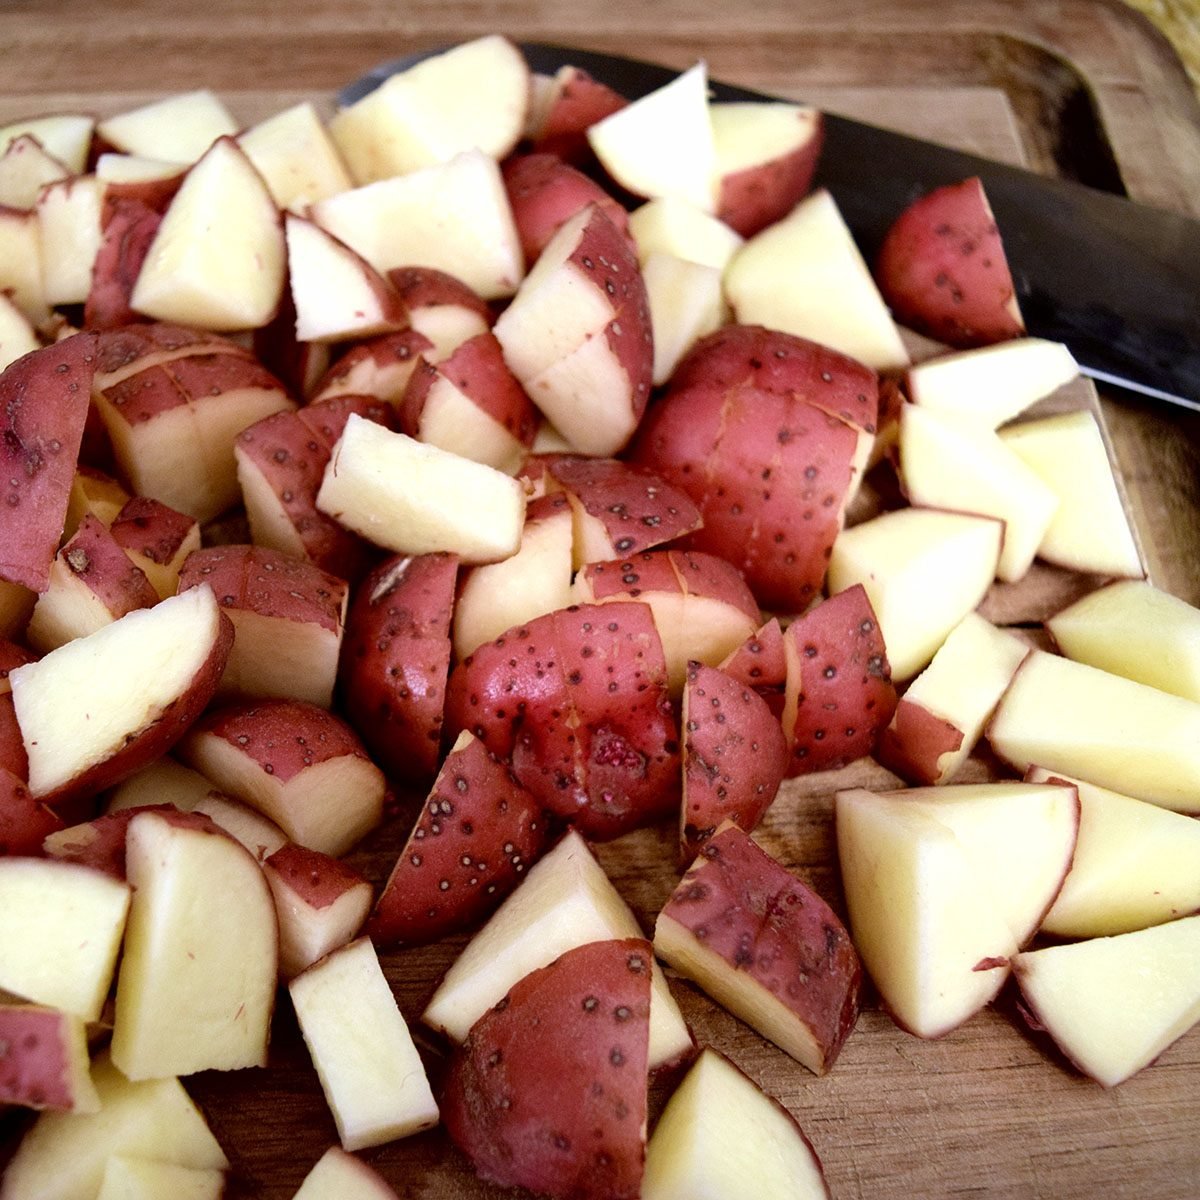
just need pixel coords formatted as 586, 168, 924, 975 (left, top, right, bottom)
98, 90, 237, 162
0, 206, 49, 324
877, 612, 1029, 786
95, 152, 186, 186
317, 414, 525, 563
898, 404, 1059, 583
588, 62, 717, 211
827, 507, 1003, 681
642, 1049, 830, 1200
1046, 579, 1200, 703
1000, 409, 1143, 578
905, 338, 1079, 429
725, 189, 910, 371
237, 101, 353, 211
0, 290, 40, 371
292, 1147, 399, 1200
422, 830, 693, 1071
329, 35, 529, 183
642, 251, 725, 384
1012, 915, 1200, 1087
131, 136, 285, 330
836, 786, 1017, 1038
0, 134, 69, 207
1028, 766, 1200, 938
285, 213, 407, 343
290, 938, 439, 1151
0, 858, 129, 1021
96, 1157, 225, 1200
0, 114, 94, 173
109, 809, 277, 1079
988, 650, 1200, 813
0, 1053, 228, 1200
37, 175, 103, 306
627, 196, 743, 270
310, 149, 522, 301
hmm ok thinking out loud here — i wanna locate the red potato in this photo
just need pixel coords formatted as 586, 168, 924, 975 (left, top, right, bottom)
109, 496, 201, 599
93, 350, 294, 523
1, 769, 63, 854
494, 204, 653, 457
178, 544, 348, 709
0, 333, 99, 593
92, 322, 256, 393
876, 701, 963, 785
310, 327, 434, 405
179, 698, 386, 856
876, 176, 1024, 347
630, 325, 878, 612
452, 493, 576, 660
719, 617, 788, 694
62, 467, 131, 540
235, 394, 394, 581
545, 456, 703, 566
446, 602, 680, 840
27, 513, 159, 652
370, 730, 552, 947
399, 331, 538, 473
573, 548, 760, 693
530, 65, 629, 162
41, 805, 175, 878
503, 152, 630, 265
782, 584, 897, 775
338, 552, 458, 782
0, 1005, 99, 1114
442, 937, 652, 1200
98, 162, 186, 214
386, 266, 492, 362
9, 585, 234, 806
262, 843, 374, 979
710, 101, 824, 238
680, 663, 789, 860
655, 823, 862, 1075
84, 197, 162, 330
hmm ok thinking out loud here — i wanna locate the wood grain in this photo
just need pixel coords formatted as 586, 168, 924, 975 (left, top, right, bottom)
1, 3, 1199, 1198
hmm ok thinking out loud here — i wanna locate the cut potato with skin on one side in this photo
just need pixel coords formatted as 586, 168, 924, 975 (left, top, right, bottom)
627, 196, 744, 270
0, 1005, 99, 1114
98, 90, 237, 162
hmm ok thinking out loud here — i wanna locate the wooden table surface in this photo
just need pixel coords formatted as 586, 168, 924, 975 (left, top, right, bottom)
2, 1, 1199, 1198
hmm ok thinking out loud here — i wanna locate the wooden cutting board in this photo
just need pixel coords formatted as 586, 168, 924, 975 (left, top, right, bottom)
1, 2, 1199, 1198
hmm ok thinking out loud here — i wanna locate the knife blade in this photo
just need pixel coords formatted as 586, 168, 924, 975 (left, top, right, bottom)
341, 41, 1200, 413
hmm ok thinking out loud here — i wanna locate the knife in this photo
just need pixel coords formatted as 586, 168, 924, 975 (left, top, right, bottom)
341, 41, 1200, 413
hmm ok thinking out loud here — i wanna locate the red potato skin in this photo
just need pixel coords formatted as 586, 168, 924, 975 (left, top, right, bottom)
235, 394, 394, 580
92, 323, 255, 392
401, 332, 538, 447
369, 734, 553, 947
0, 1006, 84, 1111
681, 663, 789, 860
579, 549, 758, 619
631, 327, 877, 612
720, 618, 788, 693
55, 513, 159, 617
446, 602, 680, 841
503, 152, 631, 265
876, 176, 1024, 347
100, 170, 186, 217
0, 333, 99, 593
33, 608, 235, 809
84, 197, 162, 330
187, 698, 373, 783
179, 544, 347, 634
442, 937, 652, 1200
109, 496, 197, 575
309, 328, 435, 405
532, 67, 629, 163
40, 803, 177, 878
387, 267, 493, 324
663, 824, 862, 1072
0, 769, 62, 854
716, 113, 825, 238
785, 585, 897, 775
338, 552, 458, 782
875, 698, 966, 786
263, 842, 369, 910
546, 457, 703, 559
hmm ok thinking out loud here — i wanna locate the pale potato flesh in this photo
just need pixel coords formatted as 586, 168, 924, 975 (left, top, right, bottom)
96, 1157, 225, 1200
292, 1147, 400, 1200
627, 196, 744, 269
642, 252, 725, 385
97, 90, 237, 162
238, 101, 353, 211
